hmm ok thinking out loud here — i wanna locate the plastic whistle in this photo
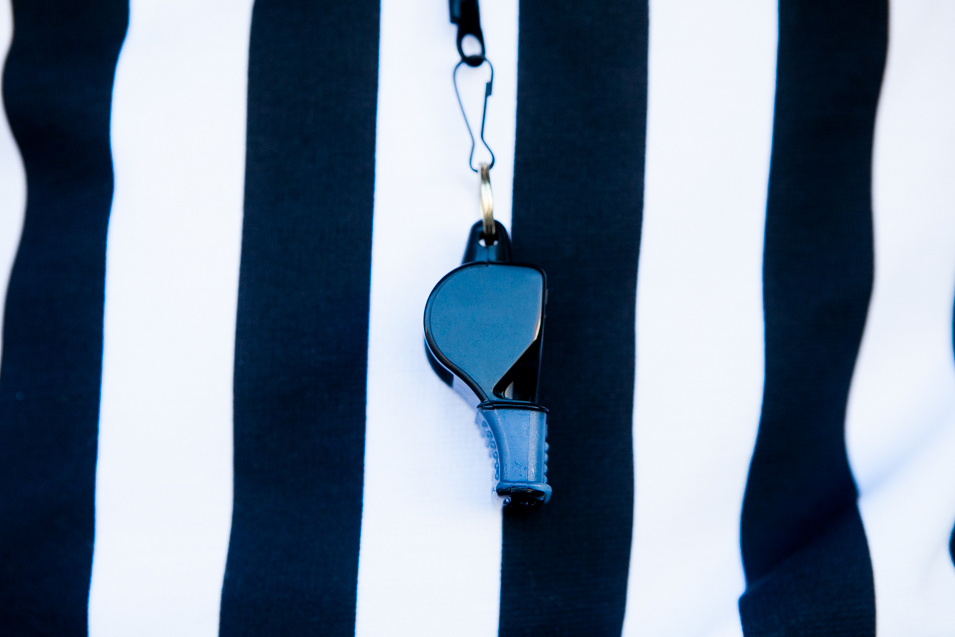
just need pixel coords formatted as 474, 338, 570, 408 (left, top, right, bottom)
424, 221, 551, 506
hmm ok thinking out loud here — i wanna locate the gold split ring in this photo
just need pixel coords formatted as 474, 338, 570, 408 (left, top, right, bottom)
479, 162, 495, 240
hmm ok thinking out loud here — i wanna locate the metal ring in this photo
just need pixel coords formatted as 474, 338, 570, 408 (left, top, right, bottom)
479, 163, 495, 240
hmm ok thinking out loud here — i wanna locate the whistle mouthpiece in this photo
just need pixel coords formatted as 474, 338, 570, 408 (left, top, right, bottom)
478, 403, 551, 506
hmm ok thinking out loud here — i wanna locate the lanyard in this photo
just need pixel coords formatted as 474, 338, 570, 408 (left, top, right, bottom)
450, 0, 487, 67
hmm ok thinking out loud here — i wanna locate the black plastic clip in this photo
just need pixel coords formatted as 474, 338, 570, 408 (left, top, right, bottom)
449, 0, 486, 67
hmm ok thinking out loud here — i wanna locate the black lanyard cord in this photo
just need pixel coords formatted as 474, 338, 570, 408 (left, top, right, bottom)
449, 0, 486, 67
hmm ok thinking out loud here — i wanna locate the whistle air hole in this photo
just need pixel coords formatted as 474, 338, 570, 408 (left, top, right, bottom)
492, 339, 542, 402
500, 491, 545, 509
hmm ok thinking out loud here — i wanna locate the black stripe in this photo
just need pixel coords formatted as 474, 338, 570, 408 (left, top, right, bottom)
951, 304, 955, 570
217, 0, 380, 634
0, 1, 127, 633
500, 1, 647, 634
738, 1, 886, 633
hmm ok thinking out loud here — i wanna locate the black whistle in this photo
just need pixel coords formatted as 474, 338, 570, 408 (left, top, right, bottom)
424, 221, 551, 506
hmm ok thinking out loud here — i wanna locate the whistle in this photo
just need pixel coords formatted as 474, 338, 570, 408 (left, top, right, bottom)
424, 221, 551, 506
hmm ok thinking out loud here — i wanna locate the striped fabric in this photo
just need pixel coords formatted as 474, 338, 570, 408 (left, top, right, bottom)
1, 0, 954, 635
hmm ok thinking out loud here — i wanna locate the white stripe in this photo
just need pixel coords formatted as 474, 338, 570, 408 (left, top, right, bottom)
354, 0, 517, 635
846, 2, 955, 635
622, 1, 776, 635
0, 0, 27, 363
88, 1, 252, 635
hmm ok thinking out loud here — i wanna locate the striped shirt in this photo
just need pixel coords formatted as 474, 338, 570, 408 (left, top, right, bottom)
0, 0, 953, 635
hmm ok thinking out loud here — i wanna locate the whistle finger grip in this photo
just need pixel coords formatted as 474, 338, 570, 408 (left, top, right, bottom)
478, 405, 551, 505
